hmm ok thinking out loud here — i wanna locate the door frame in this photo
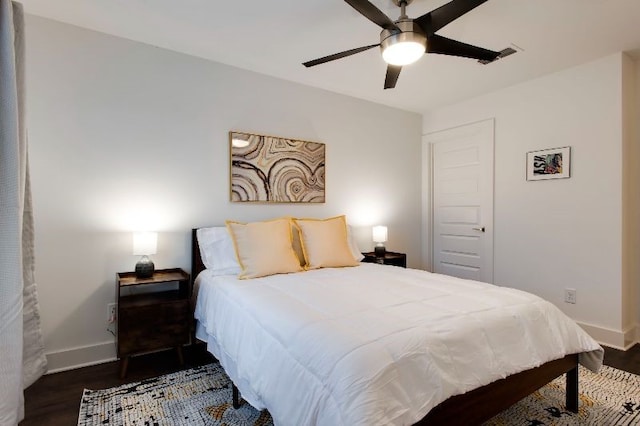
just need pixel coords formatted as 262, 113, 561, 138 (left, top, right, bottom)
421, 118, 495, 279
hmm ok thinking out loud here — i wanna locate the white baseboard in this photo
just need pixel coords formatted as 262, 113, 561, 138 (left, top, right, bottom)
577, 321, 639, 350
45, 341, 116, 374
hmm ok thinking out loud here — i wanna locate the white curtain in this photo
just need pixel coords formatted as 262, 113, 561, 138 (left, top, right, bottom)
0, 1, 47, 424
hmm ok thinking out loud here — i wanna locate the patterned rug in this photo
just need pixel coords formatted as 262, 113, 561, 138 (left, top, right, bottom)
78, 363, 640, 425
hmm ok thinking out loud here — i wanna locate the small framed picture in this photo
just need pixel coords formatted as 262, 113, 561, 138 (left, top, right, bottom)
526, 146, 571, 181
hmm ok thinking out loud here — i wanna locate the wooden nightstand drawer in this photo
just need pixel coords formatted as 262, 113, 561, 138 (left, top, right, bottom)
115, 268, 191, 378
118, 300, 189, 356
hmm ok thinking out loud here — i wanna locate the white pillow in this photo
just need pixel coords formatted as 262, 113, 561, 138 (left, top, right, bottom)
196, 227, 241, 276
346, 225, 365, 262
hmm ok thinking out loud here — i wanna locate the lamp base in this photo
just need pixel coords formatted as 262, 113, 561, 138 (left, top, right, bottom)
135, 256, 155, 278
374, 245, 386, 258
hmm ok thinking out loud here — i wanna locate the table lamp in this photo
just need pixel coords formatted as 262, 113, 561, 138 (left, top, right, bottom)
372, 226, 387, 258
133, 232, 157, 278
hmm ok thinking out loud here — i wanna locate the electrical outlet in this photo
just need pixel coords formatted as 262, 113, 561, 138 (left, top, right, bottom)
107, 303, 117, 323
564, 288, 576, 304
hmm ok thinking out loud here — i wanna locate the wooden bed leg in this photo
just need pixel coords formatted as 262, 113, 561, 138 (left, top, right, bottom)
566, 365, 578, 413
176, 346, 185, 366
119, 356, 129, 379
232, 383, 241, 409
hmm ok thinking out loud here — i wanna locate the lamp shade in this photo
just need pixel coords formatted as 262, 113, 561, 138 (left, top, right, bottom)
133, 232, 157, 255
372, 226, 388, 244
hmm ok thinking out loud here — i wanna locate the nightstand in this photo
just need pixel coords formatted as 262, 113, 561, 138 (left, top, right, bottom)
361, 251, 407, 268
116, 268, 191, 378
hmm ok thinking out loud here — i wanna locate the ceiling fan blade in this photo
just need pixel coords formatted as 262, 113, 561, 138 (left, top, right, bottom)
303, 43, 380, 68
344, 0, 400, 31
478, 47, 517, 64
427, 34, 499, 62
384, 65, 402, 90
415, 0, 488, 35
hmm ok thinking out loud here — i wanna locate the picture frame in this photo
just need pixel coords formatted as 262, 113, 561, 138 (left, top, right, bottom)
229, 131, 325, 203
526, 146, 571, 181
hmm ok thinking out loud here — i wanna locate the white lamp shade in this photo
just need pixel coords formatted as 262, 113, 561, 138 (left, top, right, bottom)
372, 226, 388, 243
133, 232, 157, 255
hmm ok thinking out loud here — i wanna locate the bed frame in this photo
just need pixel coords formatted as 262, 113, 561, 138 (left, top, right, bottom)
191, 228, 579, 424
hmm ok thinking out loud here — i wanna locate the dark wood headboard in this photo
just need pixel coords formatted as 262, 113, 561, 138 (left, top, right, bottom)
191, 228, 205, 285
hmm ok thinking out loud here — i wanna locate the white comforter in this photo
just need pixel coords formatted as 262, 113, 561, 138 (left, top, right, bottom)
194, 263, 603, 426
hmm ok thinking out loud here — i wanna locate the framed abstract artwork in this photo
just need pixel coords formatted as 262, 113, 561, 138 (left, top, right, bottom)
526, 146, 571, 181
230, 131, 326, 203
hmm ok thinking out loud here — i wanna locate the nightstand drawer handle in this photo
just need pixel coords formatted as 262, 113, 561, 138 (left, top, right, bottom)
472, 226, 485, 232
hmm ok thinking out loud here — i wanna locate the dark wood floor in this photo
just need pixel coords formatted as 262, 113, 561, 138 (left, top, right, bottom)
601, 343, 640, 374
20, 344, 640, 426
20, 345, 215, 426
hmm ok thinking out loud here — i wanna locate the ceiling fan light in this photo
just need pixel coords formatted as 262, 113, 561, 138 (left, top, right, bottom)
380, 21, 427, 66
382, 41, 425, 65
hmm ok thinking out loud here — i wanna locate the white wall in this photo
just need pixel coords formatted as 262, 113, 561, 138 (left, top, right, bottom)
423, 53, 638, 348
25, 16, 423, 371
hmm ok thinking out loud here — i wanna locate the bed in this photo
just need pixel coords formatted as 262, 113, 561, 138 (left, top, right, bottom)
191, 226, 603, 425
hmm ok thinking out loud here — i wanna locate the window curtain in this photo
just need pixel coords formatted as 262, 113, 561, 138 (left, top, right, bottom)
0, 1, 47, 424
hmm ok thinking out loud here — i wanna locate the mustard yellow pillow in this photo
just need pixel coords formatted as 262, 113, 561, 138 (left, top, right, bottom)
291, 224, 306, 267
293, 215, 360, 270
226, 218, 303, 279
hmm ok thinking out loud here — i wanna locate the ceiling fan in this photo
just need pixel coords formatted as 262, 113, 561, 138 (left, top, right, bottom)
303, 0, 515, 89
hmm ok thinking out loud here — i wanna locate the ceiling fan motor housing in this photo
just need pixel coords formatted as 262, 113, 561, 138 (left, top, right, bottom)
380, 20, 427, 62
380, 20, 427, 50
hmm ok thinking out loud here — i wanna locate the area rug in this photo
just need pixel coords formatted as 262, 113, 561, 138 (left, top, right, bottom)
78, 363, 640, 425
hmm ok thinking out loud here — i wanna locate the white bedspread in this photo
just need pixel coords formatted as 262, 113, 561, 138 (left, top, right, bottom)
194, 263, 603, 426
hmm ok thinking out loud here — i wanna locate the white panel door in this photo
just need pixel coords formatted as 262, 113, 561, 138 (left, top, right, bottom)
427, 119, 494, 282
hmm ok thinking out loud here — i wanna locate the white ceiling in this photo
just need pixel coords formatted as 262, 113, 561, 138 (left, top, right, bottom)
20, 0, 640, 114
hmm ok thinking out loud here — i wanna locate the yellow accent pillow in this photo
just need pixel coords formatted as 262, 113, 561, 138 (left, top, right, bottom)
293, 215, 360, 270
226, 218, 304, 279
291, 224, 306, 267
